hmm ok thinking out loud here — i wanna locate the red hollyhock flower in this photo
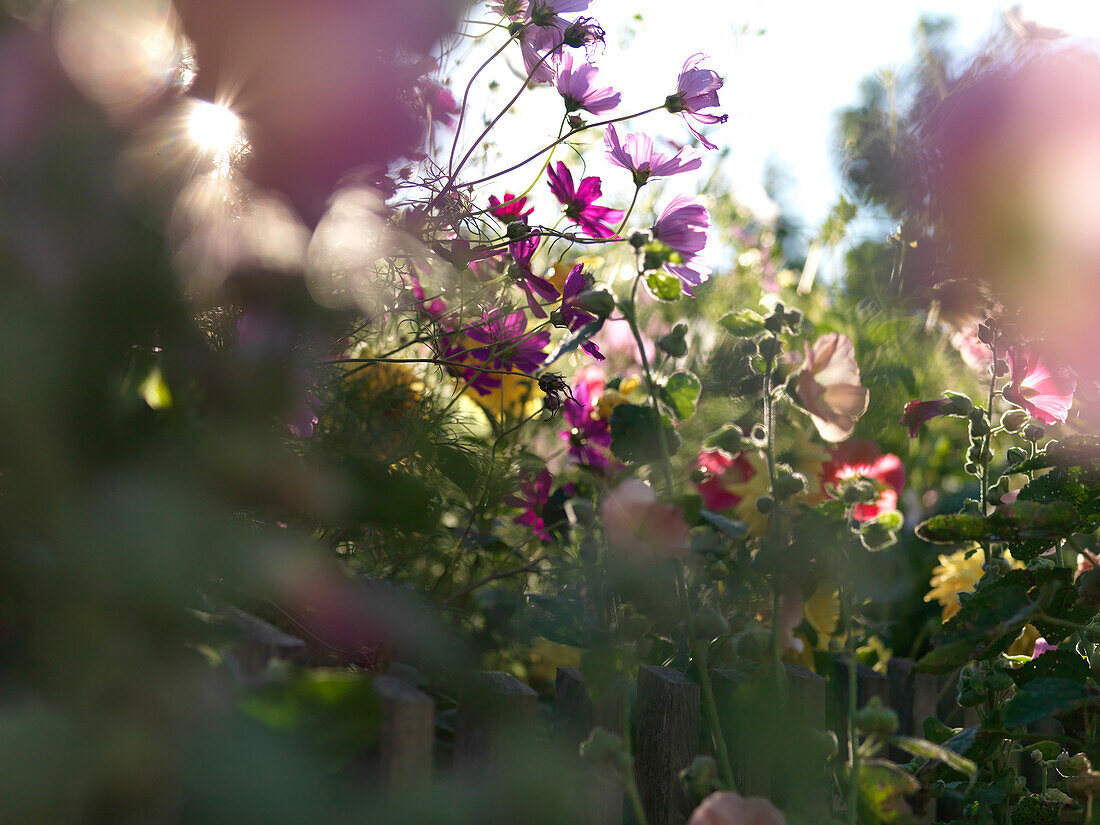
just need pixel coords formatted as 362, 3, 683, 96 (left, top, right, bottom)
820, 439, 905, 522
694, 448, 756, 512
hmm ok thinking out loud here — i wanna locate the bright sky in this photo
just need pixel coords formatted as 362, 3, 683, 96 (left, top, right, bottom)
456, 1, 1100, 256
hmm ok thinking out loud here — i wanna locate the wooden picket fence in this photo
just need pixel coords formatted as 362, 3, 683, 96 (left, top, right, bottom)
355, 657, 959, 825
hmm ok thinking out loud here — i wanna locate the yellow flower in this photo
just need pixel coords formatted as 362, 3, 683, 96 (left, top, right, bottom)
595, 376, 641, 421
858, 635, 893, 674
1007, 624, 1041, 658
473, 372, 541, 420
925, 546, 1022, 621
527, 636, 583, 685
803, 585, 840, 639
775, 429, 831, 498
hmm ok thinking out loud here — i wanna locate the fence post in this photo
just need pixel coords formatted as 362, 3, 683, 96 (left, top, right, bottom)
635, 665, 700, 825
372, 674, 435, 790
454, 671, 537, 769
783, 663, 829, 818
711, 668, 769, 799
556, 668, 623, 825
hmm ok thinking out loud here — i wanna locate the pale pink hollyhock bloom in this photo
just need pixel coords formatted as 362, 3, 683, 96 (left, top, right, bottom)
665, 53, 729, 150
688, 791, 786, 825
604, 123, 701, 187
795, 333, 870, 443
950, 323, 993, 374
778, 586, 806, 654
602, 479, 689, 559
1002, 344, 1076, 425
554, 52, 620, 115
651, 195, 712, 293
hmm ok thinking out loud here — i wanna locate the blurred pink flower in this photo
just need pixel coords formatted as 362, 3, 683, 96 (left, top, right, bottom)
651, 195, 711, 293
548, 161, 624, 238
949, 323, 993, 374
488, 191, 534, 223
694, 448, 757, 512
1031, 637, 1056, 658
795, 333, 869, 443
554, 52, 620, 115
604, 123, 701, 187
820, 440, 905, 521
1002, 344, 1076, 425
688, 791, 786, 825
602, 479, 688, 559
665, 53, 728, 150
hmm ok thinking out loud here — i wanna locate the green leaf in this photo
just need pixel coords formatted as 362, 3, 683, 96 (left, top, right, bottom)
891, 736, 977, 782
846, 759, 919, 825
609, 403, 682, 464
916, 638, 975, 674
1002, 678, 1096, 728
660, 371, 701, 420
645, 270, 682, 301
718, 309, 766, 337
1011, 649, 1091, 687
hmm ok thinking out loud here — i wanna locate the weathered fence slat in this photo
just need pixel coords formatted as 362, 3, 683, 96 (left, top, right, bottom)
635, 665, 700, 825
556, 668, 624, 825
454, 671, 537, 768
782, 663, 829, 817
831, 659, 888, 755
372, 674, 435, 789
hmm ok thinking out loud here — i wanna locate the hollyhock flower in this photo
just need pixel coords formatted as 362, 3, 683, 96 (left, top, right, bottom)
950, 323, 993, 374
820, 440, 905, 522
488, 191, 534, 223
664, 53, 729, 150
505, 470, 572, 538
794, 333, 869, 443
900, 397, 953, 438
556, 264, 604, 360
548, 161, 624, 239
694, 448, 757, 512
604, 123, 702, 187
602, 479, 689, 559
1032, 637, 1056, 658
651, 195, 712, 293
554, 52, 620, 115
561, 374, 611, 469
1002, 344, 1076, 425
466, 308, 551, 375
687, 791, 786, 825
508, 233, 558, 318
413, 78, 459, 129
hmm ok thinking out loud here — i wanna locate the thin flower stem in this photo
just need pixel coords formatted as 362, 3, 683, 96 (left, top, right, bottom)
626, 269, 674, 496
761, 342, 788, 694
846, 583, 860, 825
693, 631, 737, 791
621, 684, 651, 825
614, 185, 641, 237
448, 29, 519, 172
460, 105, 666, 190
982, 328, 1000, 559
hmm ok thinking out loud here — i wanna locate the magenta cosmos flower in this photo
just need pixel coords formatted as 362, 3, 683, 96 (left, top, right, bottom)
466, 308, 550, 375
651, 195, 712, 292
488, 191, 534, 223
554, 52, 620, 115
504, 469, 573, 539
560, 374, 611, 469
1002, 344, 1076, 425
557, 264, 605, 360
548, 161, 624, 238
604, 123, 702, 187
794, 332, 869, 443
508, 233, 558, 318
665, 53, 728, 150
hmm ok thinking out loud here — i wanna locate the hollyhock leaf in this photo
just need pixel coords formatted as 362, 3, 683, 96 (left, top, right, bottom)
699, 509, 750, 539
718, 310, 766, 337
846, 759, 919, 825
660, 371, 701, 420
1003, 678, 1097, 728
890, 737, 977, 782
1010, 649, 1090, 687
645, 270, 682, 301
917, 639, 977, 674
609, 403, 681, 464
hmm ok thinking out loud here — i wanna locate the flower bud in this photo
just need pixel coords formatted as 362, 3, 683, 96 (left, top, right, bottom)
758, 336, 782, 363
1057, 752, 1091, 778
855, 696, 899, 737
581, 727, 629, 773
704, 424, 744, 454
679, 755, 721, 804
1023, 423, 1046, 442
773, 469, 806, 500
755, 494, 774, 514
969, 409, 990, 438
657, 323, 689, 358
1002, 409, 1028, 432
944, 392, 973, 416
629, 230, 651, 249
572, 289, 615, 318
506, 220, 530, 240
994, 358, 1009, 377
1006, 446, 1028, 465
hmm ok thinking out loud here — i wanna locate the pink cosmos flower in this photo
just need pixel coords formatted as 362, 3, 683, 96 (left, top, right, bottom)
900, 397, 953, 438
505, 470, 573, 538
794, 333, 870, 443
688, 791, 786, 825
694, 448, 757, 512
547, 161, 624, 238
1002, 344, 1076, 425
604, 123, 702, 187
508, 233, 558, 318
561, 374, 611, 469
651, 195, 712, 293
488, 191, 534, 223
490, 0, 528, 18
820, 440, 905, 522
602, 479, 689, 559
665, 53, 729, 150
557, 264, 605, 360
466, 308, 551, 376
554, 52, 621, 115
